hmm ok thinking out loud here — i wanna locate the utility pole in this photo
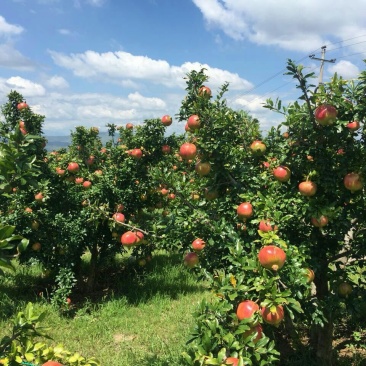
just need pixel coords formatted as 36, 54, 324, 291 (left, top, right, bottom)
309, 46, 336, 85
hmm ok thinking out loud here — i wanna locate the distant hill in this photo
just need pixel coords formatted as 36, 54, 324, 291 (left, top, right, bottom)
45, 132, 114, 151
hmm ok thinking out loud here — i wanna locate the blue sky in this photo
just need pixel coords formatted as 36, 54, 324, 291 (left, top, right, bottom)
1, 0, 366, 136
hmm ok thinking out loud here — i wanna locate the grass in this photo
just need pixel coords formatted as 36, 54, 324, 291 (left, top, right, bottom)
1, 252, 365, 366
0, 252, 210, 366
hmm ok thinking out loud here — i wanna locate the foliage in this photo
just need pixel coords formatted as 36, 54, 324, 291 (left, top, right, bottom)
0, 225, 28, 275
0, 302, 100, 365
0, 61, 366, 365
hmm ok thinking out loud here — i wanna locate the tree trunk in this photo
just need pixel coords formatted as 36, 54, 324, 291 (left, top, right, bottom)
312, 249, 335, 366
86, 242, 99, 292
315, 314, 334, 366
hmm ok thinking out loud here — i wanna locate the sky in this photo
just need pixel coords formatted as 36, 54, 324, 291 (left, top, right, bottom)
1, 0, 366, 136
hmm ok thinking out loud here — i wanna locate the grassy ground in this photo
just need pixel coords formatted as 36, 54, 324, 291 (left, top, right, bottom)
1, 252, 365, 366
0, 252, 210, 366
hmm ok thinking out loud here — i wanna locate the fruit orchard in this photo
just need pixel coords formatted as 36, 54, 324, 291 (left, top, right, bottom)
1, 60, 366, 365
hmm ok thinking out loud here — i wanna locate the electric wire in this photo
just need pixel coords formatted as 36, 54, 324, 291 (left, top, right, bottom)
242, 34, 366, 106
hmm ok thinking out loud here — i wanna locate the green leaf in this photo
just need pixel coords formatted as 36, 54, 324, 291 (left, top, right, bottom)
0, 226, 15, 240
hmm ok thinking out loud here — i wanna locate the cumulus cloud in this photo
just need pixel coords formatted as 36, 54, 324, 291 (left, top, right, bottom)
0, 16, 33, 70
0, 43, 35, 70
0, 88, 170, 135
192, 0, 366, 52
49, 50, 253, 90
2, 76, 46, 96
43, 92, 167, 134
0, 15, 24, 37
45, 75, 69, 89
328, 60, 360, 80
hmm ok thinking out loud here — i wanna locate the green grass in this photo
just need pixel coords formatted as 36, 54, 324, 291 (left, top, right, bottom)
1, 253, 365, 366
0, 252, 210, 366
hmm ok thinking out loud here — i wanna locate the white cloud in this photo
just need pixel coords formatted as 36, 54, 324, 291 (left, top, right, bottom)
58, 29, 72, 35
3, 76, 46, 96
49, 50, 253, 90
328, 61, 360, 81
0, 43, 34, 70
0, 89, 171, 135
192, 0, 366, 52
45, 75, 69, 89
0, 15, 24, 37
229, 93, 284, 132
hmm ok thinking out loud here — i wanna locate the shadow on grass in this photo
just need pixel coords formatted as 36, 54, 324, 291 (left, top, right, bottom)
75, 251, 208, 306
0, 265, 51, 320
0, 251, 208, 319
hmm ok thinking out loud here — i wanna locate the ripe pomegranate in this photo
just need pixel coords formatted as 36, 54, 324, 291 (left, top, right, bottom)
346, 121, 360, 131
187, 114, 201, 130
237, 202, 253, 219
192, 238, 206, 252
314, 104, 337, 126
261, 304, 284, 326
85, 155, 95, 166
258, 220, 277, 232
179, 142, 197, 160
298, 181, 317, 196
129, 148, 143, 159
168, 193, 175, 200
198, 85, 212, 98
184, 123, 192, 133
42, 361, 63, 366
250, 140, 266, 156
67, 162, 80, 173
160, 188, 169, 195
162, 145, 171, 154
225, 357, 239, 366
121, 231, 144, 247
82, 181, 92, 189
304, 268, 315, 283
113, 213, 125, 223
236, 300, 259, 321
184, 252, 199, 268
311, 215, 329, 228
161, 115, 172, 126
273, 166, 291, 182
55, 168, 65, 176
258, 245, 286, 271
17, 102, 28, 110
344, 173, 363, 193
34, 192, 44, 202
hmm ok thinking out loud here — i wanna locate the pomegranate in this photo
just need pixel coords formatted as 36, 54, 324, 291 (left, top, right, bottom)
261, 304, 284, 326
344, 173, 363, 193
298, 181, 317, 196
236, 300, 259, 321
258, 245, 286, 271
192, 238, 206, 252
237, 202, 253, 219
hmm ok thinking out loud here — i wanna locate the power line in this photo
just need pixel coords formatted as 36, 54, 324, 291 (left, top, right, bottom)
327, 40, 366, 53
244, 65, 319, 105
336, 50, 366, 59
323, 34, 366, 49
240, 34, 366, 101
